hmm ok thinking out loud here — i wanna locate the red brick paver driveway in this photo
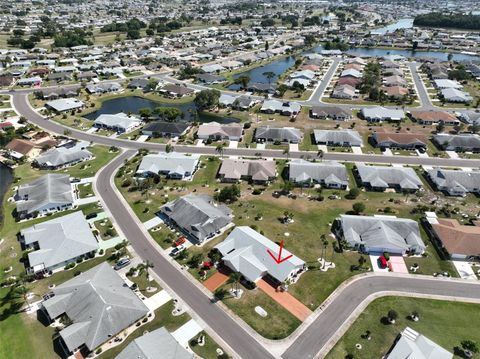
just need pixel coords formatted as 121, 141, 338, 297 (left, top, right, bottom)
257, 278, 312, 321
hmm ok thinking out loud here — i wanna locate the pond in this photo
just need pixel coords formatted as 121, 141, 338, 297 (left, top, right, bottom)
344, 47, 480, 62
0, 163, 13, 226
371, 18, 414, 35
83, 96, 240, 123
228, 56, 297, 90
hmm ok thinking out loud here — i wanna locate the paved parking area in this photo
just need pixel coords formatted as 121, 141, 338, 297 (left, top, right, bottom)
257, 278, 312, 321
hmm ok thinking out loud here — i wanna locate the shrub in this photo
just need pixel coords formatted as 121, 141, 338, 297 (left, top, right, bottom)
252, 188, 262, 195
95, 348, 103, 354
383, 252, 390, 261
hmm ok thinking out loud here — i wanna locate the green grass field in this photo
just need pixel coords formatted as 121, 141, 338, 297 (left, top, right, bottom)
326, 297, 480, 359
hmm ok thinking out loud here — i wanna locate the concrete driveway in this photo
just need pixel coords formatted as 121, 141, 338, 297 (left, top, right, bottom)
453, 261, 477, 280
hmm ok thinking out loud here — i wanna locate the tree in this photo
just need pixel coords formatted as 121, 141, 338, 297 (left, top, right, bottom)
234, 75, 250, 90
214, 288, 228, 300
153, 107, 181, 122
138, 108, 152, 119
215, 144, 225, 158
63, 129, 72, 137
229, 272, 242, 294
461, 340, 479, 358
194, 89, 221, 110
137, 260, 155, 291
276, 84, 288, 97
165, 144, 173, 153
352, 202, 365, 214
217, 184, 241, 203
282, 180, 294, 194
262, 71, 275, 84
346, 188, 360, 199
387, 309, 398, 324
447, 52, 453, 62
265, 41, 269, 51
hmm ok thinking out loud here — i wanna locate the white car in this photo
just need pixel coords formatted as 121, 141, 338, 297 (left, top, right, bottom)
170, 245, 186, 257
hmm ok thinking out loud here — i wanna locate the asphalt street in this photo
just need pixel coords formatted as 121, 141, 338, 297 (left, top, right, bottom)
283, 275, 480, 358
12, 93, 480, 168
96, 150, 275, 359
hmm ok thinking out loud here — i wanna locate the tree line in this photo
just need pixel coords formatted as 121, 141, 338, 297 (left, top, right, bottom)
414, 13, 480, 30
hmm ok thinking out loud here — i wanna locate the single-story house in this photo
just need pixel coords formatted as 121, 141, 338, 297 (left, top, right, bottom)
85, 82, 122, 94
335, 214, 425, 255
45, 98, 85, 113
197, 121, 243, 141
382, 86, 409, 99
260, 100, 301, 116
371, 131, 427, 150
332, 84, 356, 99
141, 121, 189, 138
255, 126, 303, 143
215, 226, 306, 283
93, 113, 141, 133
20, 211, 98, 273
197, 73, 226, 84
159, 84, 194, 98
313, 129, 363, 147
427, 168, 480, 196
16, 174, 73, 219
441, 88, 473, 103
218, 158, 276, 184
340, 69, 362, 79
383, 75, 407, 87
386, 327, 452, 359
136, 153, 200, 180
310, 106, 352, 121
289, 160, 349, 189
34, 142, 93, 169
5, 138, 41, 159
432, 134, 480, 152
160, 194, 232, 243
409, 110, 459, 126
458, 111, 480, 125
361, 107, 405, 122
41, 263, 149, 355
201, 64, 226, 73
434, 79, 462, 89
116, 327, 193, 359
356, 164, 423, 192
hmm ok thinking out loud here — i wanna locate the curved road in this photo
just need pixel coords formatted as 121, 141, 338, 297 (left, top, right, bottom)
11, 93, 480, 168
11, 92, 480, 359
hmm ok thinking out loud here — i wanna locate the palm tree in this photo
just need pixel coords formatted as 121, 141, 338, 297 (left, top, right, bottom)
216, 144, 225, 158
262, 71, 276, 84
283, 148, 290, 159
229, 272, 242, 295
317, 150, 324, 159
235, 75, 251, 90
138, 260, 155, 291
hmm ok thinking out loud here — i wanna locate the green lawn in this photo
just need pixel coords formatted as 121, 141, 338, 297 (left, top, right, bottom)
219, 282, 302, 340
94, 218, 118, 240
326, 297, 480, 359
77, 182, 94, 198
98, 300, 191, 359
190, 331, 229, 359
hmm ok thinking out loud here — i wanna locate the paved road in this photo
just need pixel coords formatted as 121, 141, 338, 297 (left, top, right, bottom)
303, 57, 341, 106
409, 61, 434, 110
283, 275, 480, 358
96, 150, 275, 359
12, 93, 480, 168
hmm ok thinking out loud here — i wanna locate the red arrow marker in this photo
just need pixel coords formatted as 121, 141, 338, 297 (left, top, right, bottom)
267, 240, 293, 264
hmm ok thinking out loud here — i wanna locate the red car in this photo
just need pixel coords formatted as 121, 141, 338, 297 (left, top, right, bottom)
173, 237, 186, 247
378, 256, 388, 269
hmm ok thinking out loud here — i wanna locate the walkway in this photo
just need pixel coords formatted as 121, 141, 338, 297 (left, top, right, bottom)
144, 290, 172, 311
257, 278, 312, 321
203, 268, 231, 292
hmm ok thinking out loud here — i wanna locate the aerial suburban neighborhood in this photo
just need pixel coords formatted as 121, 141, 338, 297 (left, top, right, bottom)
1, 0, 480, 359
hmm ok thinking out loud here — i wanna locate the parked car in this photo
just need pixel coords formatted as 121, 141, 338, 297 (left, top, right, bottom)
114, 257, 131, 270
86, 212, 98, 220
170, 245, 185, 257
173, 237, 186, 247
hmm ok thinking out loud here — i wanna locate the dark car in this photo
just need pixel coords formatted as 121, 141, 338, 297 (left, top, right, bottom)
114, 257, 131, 270
86, 212, 98, 220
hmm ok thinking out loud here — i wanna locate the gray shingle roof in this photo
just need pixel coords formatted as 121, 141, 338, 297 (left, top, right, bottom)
427, 168, 480, 195
197, 121, 243, 140
161, 194, 232, 242
255, 126, 302, 142
357, 164, 422, 190
115, 327, 193, 359
35, 144, 92, 168
137, 153, 199, 178
339, 215, 425, 254
17, 174, 73, 215
21, 211, 98, 271
216, 226, 305, 283
433, 134, 480, 150
289, 160, 349, 186
313, 129, 363, 146
361, 107, 405, 121
42, 262, 149, 352
45, 98, 84, 112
